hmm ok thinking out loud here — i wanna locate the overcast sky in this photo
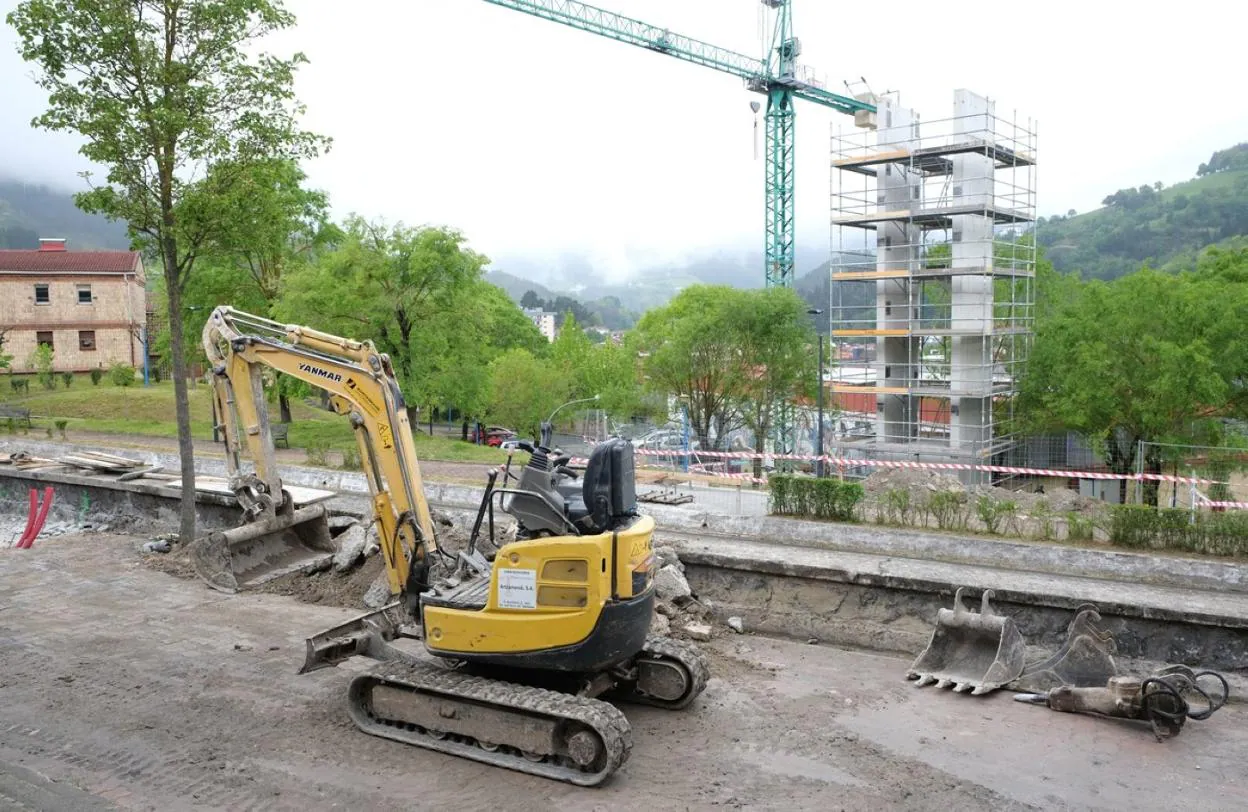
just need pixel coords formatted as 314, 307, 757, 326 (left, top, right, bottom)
3, 0, 1246, 283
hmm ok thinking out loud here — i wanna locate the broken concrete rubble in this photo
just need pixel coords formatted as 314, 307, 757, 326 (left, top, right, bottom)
332, 523, 369, 572
683, 623, 713, 642
655, 563, 692, 602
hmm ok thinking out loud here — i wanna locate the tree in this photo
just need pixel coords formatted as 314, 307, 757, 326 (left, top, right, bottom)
632, 285, 748, 450
9, 0, 327, 545
27, 342, 55, 389
519, 290, 543, 309
278, 217, 489, 416
417, 279, 547, 427
730, 288, 818, 479
485, 348, 570, 440
1017, 263, 1248, 504
208, 157, 336, 421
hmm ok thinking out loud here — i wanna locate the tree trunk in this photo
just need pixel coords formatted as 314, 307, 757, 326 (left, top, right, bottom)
279, 393, 292, 425
461, 419, 469, 441
752, 430, 766, 487
164, 254, 197, 545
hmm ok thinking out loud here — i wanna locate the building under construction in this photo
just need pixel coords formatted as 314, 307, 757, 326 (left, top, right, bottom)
828, 89, 1036, 482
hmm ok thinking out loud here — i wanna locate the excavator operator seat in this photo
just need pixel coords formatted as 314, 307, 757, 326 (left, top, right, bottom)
572, 438, 637, 534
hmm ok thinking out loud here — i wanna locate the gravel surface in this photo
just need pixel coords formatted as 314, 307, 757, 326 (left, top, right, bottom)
4, 532, 1245, 810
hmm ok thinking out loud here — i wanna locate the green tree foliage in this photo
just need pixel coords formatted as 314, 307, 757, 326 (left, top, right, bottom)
730, 287, 818, 477
8, 0, 327, 544
1197, 144, 1248, 177
27, 342, 55, 389
549, 314, 648, 424
420, 280, 547, 423
1018, 248, 1248, 503
632, 285, 747, 450
278, 217, 505, 417
485, 348, 570, 440
1039, 148, 1248, 280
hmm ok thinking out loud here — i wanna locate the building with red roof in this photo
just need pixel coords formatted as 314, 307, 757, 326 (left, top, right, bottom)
0, 238, 147, 373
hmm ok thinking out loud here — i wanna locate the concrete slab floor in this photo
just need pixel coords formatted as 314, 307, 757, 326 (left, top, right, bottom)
1, 533, 1244, 811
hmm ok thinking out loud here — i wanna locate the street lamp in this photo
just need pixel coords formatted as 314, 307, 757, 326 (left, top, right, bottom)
541, 394, 600, 448
807, 308, 825, 477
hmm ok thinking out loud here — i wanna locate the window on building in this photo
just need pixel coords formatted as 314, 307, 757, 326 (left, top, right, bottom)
77, 285, 92, 304
79, 330, 96, 351
34, 284, 49, 304
36, 331, 53, 350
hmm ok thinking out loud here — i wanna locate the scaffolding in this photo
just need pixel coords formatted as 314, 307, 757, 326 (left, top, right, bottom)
828, 90, 1037, 481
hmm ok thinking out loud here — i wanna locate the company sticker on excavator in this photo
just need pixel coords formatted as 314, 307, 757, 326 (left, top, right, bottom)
344, 377, 381, 416
377, 421, 394, 450
496, 568, 537, 609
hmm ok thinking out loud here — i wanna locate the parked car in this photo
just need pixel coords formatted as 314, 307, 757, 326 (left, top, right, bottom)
469, 425, 517, 447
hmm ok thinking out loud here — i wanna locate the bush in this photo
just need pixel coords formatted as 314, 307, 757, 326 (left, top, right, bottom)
10, 377, 29, 394
109, 362, 136, 387
880, 488, 912, 525
305, 439, 329, 467
340, 446, 361, 470
976, 495, 1018, 535
4, 417, 14, 434
61, 371, 74, 388
54, 419, 68, 440
925, 490, 970, 531
769, 475, 864, 522
28, 343, 55, 389
1109, 505, 1248, 557
1066, 512, 1094, 542
90, 367, 103, 386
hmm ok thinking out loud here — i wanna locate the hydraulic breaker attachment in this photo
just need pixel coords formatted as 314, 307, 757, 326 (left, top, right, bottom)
907, 587, 1025, 696
1008, 603, 1118, 693
1014, 666, 1229, 741
190, 501, 335, 593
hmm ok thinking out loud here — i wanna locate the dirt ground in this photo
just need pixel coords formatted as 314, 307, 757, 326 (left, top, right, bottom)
3, 533, 1246, 811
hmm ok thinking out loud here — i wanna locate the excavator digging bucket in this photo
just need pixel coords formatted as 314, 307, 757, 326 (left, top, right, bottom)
906, 588, 1025, 696
190, 503, 336, 593
1008, 603, 1118, 693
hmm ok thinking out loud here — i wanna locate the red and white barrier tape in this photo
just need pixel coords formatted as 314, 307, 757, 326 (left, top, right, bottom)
623, 446, 1218, 485
1193, 492, 1248, 510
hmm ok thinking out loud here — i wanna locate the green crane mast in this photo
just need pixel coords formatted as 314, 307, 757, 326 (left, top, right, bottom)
481, 0, 876, 288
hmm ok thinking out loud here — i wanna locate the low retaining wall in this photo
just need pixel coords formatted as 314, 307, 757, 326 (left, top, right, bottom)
4, 442, 1245, 686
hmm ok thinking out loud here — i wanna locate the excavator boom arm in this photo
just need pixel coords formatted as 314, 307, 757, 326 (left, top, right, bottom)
202, 306, 437, 594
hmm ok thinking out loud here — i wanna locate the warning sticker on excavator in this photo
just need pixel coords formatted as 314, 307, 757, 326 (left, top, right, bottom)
496, 568, 537, 609
377, 421, 394, 450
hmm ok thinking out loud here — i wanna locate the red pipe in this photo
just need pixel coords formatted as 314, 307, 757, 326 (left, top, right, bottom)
17, 487, 54, 549
15, 488, 37, 548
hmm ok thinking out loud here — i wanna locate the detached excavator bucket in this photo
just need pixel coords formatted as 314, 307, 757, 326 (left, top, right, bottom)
906, 588, 1025, 696
190, 503, 335, 593
1008, 603, 1118, 693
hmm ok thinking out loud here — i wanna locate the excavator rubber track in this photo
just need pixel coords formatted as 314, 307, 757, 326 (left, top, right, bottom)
612, 636, 711, 710
347, 661, 632, 787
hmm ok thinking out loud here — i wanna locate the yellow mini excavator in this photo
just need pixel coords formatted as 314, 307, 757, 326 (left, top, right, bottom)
192, 306, 708, 786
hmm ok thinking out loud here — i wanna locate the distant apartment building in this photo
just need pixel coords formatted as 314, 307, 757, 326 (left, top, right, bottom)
0, 238, 146, 372
523, 307, 558, 342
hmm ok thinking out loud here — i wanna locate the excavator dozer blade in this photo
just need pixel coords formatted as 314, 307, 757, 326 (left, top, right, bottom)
299, 603, 413, 673
1007, 603, 1118, 693
906, 588, 1025, 696
190, 503, 336, 593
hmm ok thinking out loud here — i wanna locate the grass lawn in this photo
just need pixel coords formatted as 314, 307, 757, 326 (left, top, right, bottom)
1, 378, 512, 464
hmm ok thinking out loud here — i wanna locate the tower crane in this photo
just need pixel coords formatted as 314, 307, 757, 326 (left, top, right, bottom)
481, 0, 877, 288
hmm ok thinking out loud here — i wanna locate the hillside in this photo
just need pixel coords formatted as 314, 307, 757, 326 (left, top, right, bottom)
0, 178, 130, 250
1038, 144, 1248, 280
